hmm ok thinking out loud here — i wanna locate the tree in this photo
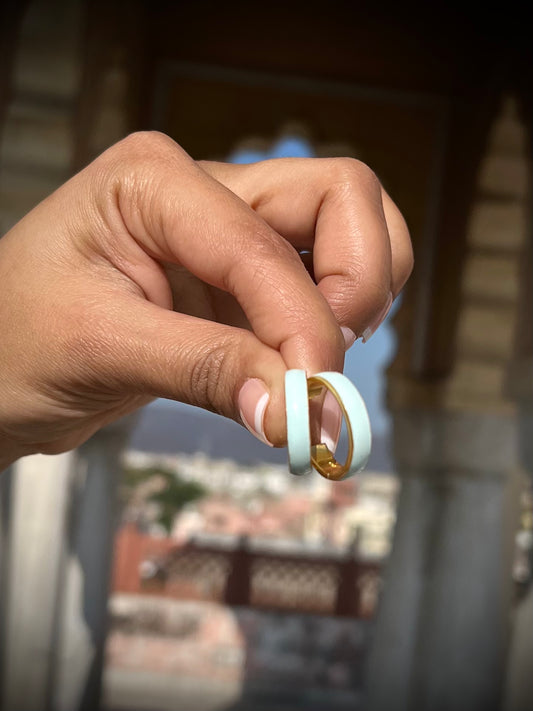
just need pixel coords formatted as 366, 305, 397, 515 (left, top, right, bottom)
120, 464, 206, 534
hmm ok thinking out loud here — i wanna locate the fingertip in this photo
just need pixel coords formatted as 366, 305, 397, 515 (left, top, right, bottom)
361, 291, 393, 343
238, 378, 274, 447
341, 326, 357, 351
235, 345, 289, 448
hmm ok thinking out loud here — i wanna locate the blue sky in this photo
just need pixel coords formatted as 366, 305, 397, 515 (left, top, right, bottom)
229, 134, 315, 163
148, 135, 396, 437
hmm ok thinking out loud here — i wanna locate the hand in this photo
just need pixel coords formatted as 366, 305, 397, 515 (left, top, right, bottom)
0, 132, 412, 468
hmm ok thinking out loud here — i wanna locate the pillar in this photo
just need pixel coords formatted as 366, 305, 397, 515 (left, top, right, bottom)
365, 96, 531, 711
365, 411, 520, 711
0, 452, 76, 711
52, 420, 132, 711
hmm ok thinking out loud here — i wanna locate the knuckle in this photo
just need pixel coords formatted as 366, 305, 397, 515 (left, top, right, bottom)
92, 131, 191, 244
252, 229, 298, 267
97, 132, 185, 191
225, 224, 299, 293
243, 222, 296, 258
115, 131, 177, 161
329, 157, 381, 192
188, 341, 235, 415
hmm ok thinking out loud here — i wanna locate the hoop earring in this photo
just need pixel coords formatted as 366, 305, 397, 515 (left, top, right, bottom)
285, 370, 371, 481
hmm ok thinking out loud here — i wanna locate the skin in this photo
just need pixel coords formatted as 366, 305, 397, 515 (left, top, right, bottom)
0, 131, 413, 469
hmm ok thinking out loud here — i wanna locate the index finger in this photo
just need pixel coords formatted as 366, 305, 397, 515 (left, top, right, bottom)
200, 157, 413, 341
92, 132, 345, 374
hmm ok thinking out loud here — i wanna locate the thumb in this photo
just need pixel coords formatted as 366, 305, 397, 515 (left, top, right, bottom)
93, 295, 289, 446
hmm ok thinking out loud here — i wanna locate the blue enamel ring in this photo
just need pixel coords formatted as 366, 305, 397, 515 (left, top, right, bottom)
285, 369, 312, 475
285, 370, 372, 481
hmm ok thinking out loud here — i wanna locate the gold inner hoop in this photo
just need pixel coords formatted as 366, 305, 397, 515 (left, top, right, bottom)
307, 376, 354, 481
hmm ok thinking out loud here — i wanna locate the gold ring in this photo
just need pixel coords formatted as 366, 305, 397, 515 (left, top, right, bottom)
307, 375, 354, 481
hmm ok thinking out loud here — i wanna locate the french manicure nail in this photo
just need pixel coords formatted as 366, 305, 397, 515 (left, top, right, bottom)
238, 379, 274, 447
341, 326, 357, 351
362, 292, 393, 343
320, 391, 342, 453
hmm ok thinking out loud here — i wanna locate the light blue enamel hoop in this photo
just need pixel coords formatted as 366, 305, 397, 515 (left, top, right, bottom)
310, 372, 371, 480
285, 369, 312, 475
285, 369, 372, 480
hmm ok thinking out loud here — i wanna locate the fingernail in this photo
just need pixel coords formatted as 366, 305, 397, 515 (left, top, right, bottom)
362, 292, 393, 343
320, 391, 342, 453
238, 379, 274, 447
341, 326, 357, 351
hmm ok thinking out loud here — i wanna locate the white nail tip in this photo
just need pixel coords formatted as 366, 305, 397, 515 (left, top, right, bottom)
341, 326, 357, 351
254, 392, 273, 447
361, 327, 373, 343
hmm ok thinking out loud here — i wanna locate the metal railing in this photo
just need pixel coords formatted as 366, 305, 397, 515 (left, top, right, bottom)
113, 524, 382, 619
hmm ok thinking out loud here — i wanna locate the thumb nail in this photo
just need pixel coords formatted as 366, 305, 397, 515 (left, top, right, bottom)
341, 326, 357, 351
238, 379, 273, 447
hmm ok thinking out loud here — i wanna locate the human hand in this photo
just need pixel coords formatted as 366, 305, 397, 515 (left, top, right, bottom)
0, 132, 412, 468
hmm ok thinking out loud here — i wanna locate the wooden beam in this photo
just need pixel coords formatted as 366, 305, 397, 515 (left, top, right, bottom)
411, 92, 501, 377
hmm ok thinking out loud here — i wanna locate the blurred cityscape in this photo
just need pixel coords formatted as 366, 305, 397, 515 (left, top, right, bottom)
119, 450, 398, 555
101, 417, 533, 711
102, 426, 399, 711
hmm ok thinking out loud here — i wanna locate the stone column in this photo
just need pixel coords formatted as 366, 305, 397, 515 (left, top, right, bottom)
365, 411, 521, 711
52, 420, 133, 711
1, 418, 134, 711
365, 96, 531, 711
0, 452, 76, 711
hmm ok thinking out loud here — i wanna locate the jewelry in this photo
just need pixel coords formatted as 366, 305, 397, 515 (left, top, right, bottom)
285, 370, 371, 481
285, 369, 312, 475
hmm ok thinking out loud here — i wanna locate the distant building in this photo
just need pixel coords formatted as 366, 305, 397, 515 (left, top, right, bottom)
124, 449, 399, 558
